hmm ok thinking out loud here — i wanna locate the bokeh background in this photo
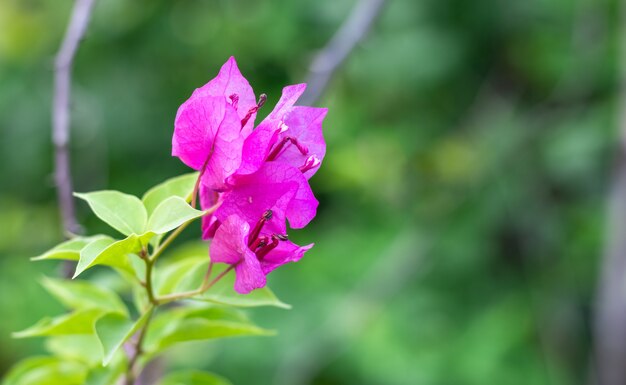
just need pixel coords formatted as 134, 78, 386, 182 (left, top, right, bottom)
0, 0, 620, 384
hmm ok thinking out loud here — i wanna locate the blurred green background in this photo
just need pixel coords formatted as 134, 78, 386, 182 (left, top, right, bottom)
0, 0, 618, 384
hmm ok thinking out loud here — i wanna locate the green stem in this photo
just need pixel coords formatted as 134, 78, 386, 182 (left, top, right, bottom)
138, 246, 157, 306
145, 258, 157, 306
150, 221, 190, 264
125, 307, 154, 385
202, 261, 214, 288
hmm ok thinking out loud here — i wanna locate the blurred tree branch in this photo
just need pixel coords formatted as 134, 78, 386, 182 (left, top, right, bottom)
52, 0, 96, 239
591, 1, 626, 384
299, 0, 388, 106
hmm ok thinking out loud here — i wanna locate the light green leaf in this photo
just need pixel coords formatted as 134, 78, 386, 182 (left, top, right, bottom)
160, 241, 208, 262
74, 235, 141, 278
31, 236, 106, 261
138, 231, 157, 246
75, 191, 147, 236
2, 356, 87, 385
154, 256, 289, 308
142, 172, 198, 216
41, 277, 128, 315
45, 335, 103, 367
157, 371, 233, 385
146, 196, 204, 235
154, 256, 208, 296
144, 306, 274, 353
157, 318, 274, 350
95, 308, 153, 366
198, 264, 291, 309
149, 233, 165, 250
84, 360, 125, 385
13, 309, 107, 338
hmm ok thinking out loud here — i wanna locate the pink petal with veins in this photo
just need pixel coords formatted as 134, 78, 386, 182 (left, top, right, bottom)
279, 106, 327, 179
191, 57, 257, 134
210, 215, 266, 294
233, 253, 266, 294
216, 181, 296, 234
210, 215, 249, 265
235, 84, 308, 176
172, 95, 244, 190
265, 84, 307, 122
222, 162, 318, 229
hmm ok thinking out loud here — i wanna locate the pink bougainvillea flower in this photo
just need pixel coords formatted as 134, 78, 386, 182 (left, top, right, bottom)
199, 183, 223, 239
172, 95, 243, 191
173, 57, 324, 294
211, 214, 313, 294
219, 162, 318, 230
236, 84, 327, 179
190, 56, 258, 135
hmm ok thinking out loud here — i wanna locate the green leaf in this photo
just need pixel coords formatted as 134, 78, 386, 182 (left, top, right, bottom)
2, 356, 87, 385
84, 361, 125, 385
142, 172, 198, 216
146, 196, 204, 235
74, 235, 141, 278
157, 318, 274, 350
157, 371, 233, 385
31, 236, 106, 262
144, 306, 274, 353
45, 335, 103, 367
154, 256, 289, 308
164, 241, 208, 261
198, 264, 291, 309
75, 191, 147, 236
13, 309, 107, 338
41, 277, 128, 315
94, 308, 153, 366
154, 256, 208, 296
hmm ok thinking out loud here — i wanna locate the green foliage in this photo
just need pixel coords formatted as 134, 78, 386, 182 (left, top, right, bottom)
156, 256, 290, 308
157, 371, 233, 385
75, 191, 147, 237
40, 277, 127, 315
146, 196, 204, 235
2, 357, 87, 385
74, 235, 140, 278
75, 190, 203, 241
154, 256, 206, 295
45, 335, 103, 367
30, 236, 106, 262
144, 306, 275, 354
84, 363, 125, 385
142, 173, 198, 215
198, 263, 291, 309
36, 179, 203, 279
13, 309, 107, 338
9, 174, 289, 384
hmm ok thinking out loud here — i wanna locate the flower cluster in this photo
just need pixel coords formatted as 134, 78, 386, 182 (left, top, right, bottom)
172, 57, 327, 294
